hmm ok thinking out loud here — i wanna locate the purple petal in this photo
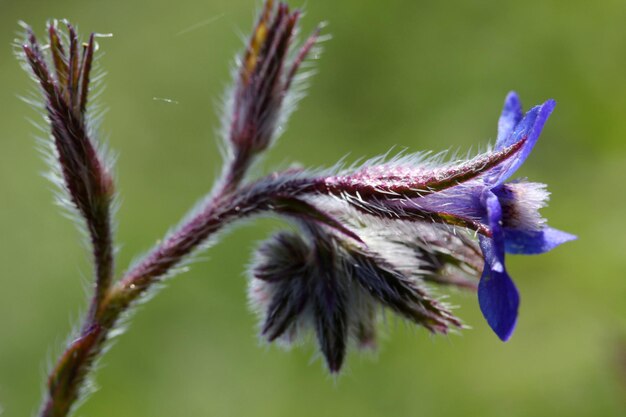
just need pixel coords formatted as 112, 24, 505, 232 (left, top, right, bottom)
481, 190, 505, 259
495, 99, 556, 185
496, 92, 523, 148
504, 227, 577, 255
478, 190, 519, 341
478, 259, 520, 341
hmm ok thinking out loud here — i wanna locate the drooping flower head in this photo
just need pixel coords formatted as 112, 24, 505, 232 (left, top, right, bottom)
316, 92, 576, 342
249, 223, 470, 372
475, 92, 576, 340
247, 92, 575, 372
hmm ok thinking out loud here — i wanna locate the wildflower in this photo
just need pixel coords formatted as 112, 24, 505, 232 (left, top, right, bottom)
19, 0, 577, 410
246, 93, 575, 371
287, 92, 577, 343
382, 93, 576, 340
475, 93, 577, 341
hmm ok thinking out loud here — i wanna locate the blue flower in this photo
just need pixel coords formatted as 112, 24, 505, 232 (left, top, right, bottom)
247, 92, 577, 371
317, 92, 577, 342
477, 92, 576, 341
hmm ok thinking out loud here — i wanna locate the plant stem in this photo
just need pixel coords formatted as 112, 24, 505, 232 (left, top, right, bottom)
36, 151, 505, 415
36, 163, 308, 417
37, 167, 238, 417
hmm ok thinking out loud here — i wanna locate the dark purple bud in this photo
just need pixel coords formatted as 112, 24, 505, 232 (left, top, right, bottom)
253, 231, 310, 283
346, 249, 462, 333
250, 230, 348, 372
228, 0, 320, 156
21, 21, 115, 304
249, 222, 467, 373
22, 22, 113, 219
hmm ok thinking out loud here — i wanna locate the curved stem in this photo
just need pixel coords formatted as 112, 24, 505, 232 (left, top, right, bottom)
32, 3, 320, 414
36, 166, 308, 417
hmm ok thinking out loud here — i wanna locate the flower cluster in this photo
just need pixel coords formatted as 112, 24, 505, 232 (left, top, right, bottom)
248, 92, 576, 371
315, 93, 577, 342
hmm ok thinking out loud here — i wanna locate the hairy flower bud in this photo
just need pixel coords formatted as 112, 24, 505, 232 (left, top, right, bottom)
249, 226, 465, 373
20, 21, 116, 308
227, 0, 320, 158
21, 22, 113, 211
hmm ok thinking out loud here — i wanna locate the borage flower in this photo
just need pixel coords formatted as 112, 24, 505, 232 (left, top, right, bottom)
476, 93, 576, 340
284, 92, 577, 346
397, 93, 576, 340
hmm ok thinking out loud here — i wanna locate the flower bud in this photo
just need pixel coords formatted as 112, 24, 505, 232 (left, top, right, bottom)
226, 0, 320, 156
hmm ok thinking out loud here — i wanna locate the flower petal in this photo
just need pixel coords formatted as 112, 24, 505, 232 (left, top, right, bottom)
495, 99, 556, 185
478, 258, 520, 341
481, 190, 505, 260
504, 227, 577, 255
496, 91, 523, 148
478, 190, 519, 341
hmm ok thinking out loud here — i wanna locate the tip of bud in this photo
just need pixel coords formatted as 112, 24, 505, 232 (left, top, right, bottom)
226, 0, 320, 160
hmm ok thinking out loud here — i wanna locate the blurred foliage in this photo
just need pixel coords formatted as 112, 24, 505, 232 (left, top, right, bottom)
1, 0, 625, 416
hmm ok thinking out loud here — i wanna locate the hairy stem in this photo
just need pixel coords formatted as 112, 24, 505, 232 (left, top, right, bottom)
36, 149, 508, 415
38, 201, 226, 416
87, 203, 115, 321
31, 3, 321, 415
36, 166, 304, 417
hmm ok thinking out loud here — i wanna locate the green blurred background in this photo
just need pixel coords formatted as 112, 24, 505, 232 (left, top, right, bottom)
1, 0, 625, 416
